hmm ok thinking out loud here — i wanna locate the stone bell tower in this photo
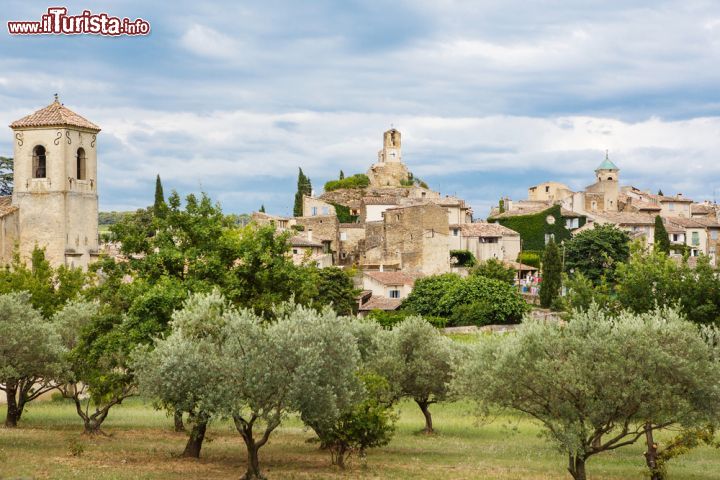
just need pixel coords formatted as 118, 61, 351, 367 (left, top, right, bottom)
378, 128, 402, 163
594, 151, 620, 212
8, 95, 100, 269
367, 128, 410, 187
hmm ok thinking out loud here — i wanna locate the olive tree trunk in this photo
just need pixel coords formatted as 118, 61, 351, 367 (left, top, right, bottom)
233, 413, 278, 480
3, 378, 56, 428
415, 399, 434, 434
4, 383, 20, 428
181, 412, 208, 458
174, 409, 185, 432
568, 454, 587, 480
644, 422, 662, 480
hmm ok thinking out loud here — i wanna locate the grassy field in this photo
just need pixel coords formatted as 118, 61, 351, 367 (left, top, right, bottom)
1, 398, 719, 479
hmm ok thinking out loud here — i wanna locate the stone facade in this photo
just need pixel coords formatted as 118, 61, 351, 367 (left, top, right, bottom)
294, 215, 340, 263
1, 98, 100, 269
363, 202, 450, 275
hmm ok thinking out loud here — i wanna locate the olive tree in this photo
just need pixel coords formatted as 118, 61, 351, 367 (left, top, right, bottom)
383, 316, 457, 434
132, 291, 234, 457
457, 306, 720, 480
0, 292, 65, 427
135, 292, 364, 479
218, 303, 363, 479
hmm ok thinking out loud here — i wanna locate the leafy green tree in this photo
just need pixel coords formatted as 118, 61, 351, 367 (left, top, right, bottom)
449, 249, 476, 267
540, 239, 562, 308
561, 272, 614, 313
383, 317, 457, 433
439, 275, 529, 325
615, 247, 720, 325
55, 301, 137, 434
401, 274, 464, 318
0, 156, 12, 196
0, 247, 86, 318
564, 224, 630, 284
153, 174, 166, 217
313, 267, 358, 316
403, 273, 527, 324
471, 258, 516, 284
654, 215, 671, 254
498, 198, 505, 213
0, 292, 65, 427
293, 167, 312, 217
457, 306, 720, 480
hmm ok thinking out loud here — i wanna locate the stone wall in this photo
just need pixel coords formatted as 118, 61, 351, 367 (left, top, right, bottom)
294, 215, 340, 263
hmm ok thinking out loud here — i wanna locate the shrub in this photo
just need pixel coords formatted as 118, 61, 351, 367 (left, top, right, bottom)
471, 258, 516, 284
401, 274, 464, 318
367, 310, 447, 329
450, 250, 476, 267
517, 251, 541, 268
448, 301, 497, 327
324, 174, 370, 192
439, 275, 529, 325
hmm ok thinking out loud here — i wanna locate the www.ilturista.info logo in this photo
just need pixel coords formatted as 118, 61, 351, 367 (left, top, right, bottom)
7, 7, 150, 36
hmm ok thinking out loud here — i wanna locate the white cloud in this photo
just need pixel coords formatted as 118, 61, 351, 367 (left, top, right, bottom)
179, 24, 241, 59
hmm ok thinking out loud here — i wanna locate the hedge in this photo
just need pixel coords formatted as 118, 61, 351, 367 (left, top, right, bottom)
324, 174, 370, 192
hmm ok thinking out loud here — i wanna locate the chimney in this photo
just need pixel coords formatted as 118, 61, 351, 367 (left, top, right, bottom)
307, 228, 313, 242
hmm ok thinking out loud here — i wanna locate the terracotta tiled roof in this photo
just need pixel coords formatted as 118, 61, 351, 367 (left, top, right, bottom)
358, 296, 402, 311
691, 204, 717, 215
489, 202, 551, 219
289, 236, 324, 248
593, 212, 657, 226
503, 260, 538, 271
461, 222, 519, 237
666, 217, 712, 229
0, 196, 18, 218
10, 99, 100, 132
433, 196, 464, 207
690, 217, 720, 228
362, 196, 399, 205
364, 270, 418, 286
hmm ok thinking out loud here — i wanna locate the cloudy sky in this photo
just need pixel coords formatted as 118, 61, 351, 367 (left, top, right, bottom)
2, 1, 720, 217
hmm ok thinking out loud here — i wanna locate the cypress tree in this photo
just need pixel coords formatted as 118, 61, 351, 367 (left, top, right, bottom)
658, 189, 664, 196
498, 198, 505, 213
293, 168, 312, 217
540, 239, 562, 309
654, 215, 671, 254
339, 170, 345, 180
153, 174, 166, 217
259, 204, 266, 213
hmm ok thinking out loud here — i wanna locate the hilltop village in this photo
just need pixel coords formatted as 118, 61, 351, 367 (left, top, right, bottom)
252, 128, 720, 313
1, 100, 719, 316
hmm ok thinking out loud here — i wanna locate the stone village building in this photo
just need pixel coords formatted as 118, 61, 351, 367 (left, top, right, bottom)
498, 153, 720, 264
0, 97, 100, 269
256, 129, 523, 311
